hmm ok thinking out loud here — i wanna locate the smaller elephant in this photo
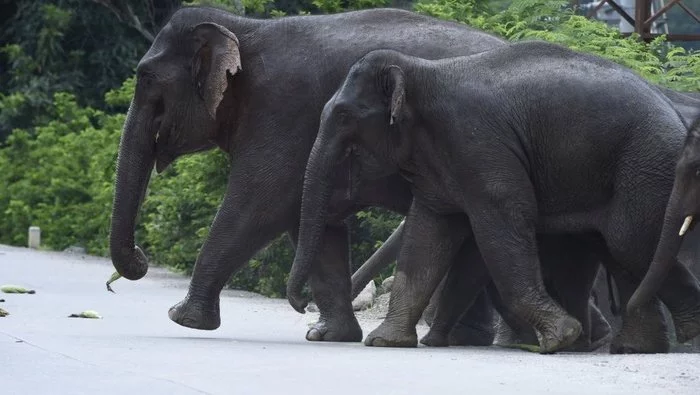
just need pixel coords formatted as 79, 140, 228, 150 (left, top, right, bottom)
288, 41, 700, 354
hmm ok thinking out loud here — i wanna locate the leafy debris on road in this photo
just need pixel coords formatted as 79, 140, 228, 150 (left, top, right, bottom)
0, 307, 9, 317
68, 310, 102, 319
1, 285, 36, 294
106, 271, 122, 293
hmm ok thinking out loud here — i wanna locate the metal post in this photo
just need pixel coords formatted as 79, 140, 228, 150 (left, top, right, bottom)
635, 0, 652, 39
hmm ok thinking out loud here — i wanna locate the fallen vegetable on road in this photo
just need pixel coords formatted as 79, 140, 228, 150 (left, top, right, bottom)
68, 310, 102, 319
106, 271, 121, 293
0, 308, 9, 317
1, 285, 36, 294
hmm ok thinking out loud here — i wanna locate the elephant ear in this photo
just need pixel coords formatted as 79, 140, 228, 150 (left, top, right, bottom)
386, 65, 405, 126
191, 22, 242, 119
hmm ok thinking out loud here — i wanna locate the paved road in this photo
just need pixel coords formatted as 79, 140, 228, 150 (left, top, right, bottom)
1, 244, 699, 395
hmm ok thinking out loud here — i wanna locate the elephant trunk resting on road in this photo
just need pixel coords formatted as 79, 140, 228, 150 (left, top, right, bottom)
107, 5, 510, 341
287, 41, 700, 353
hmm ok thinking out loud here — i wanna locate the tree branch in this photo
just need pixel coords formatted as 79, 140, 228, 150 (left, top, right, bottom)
91, 0, 155, 43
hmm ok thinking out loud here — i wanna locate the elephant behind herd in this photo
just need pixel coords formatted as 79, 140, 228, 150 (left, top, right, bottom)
107, 5, 700, 354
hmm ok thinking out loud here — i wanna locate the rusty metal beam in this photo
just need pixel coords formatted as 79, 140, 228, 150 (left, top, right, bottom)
644, 0, 681, 26
606, 0, 637, 26
577, 0, 700, 42
621, 33, 700, 41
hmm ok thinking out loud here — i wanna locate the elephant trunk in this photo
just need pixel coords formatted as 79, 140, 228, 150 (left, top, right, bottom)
628, 183, 686, 312
287, 135, 342, 313
109, 100, 155, 281
350, 219, 405, 299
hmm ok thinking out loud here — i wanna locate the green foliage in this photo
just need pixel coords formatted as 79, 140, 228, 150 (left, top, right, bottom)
350, 208, 402, 279
415, 0, 700, 92
0, 0, 172, 141
184, 0, 246, 13
0, 92, 120, 253
140, 150, 230, 274
312, 0, 388, 13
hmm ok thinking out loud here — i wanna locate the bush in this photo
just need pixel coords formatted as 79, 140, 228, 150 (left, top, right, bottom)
0, 92, 121, 253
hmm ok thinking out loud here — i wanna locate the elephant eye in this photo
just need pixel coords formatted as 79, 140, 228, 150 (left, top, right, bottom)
336, 112, 352, 125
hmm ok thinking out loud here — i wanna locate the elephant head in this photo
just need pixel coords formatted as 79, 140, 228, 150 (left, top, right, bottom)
287, 51, 414, 312
629, 116, 700, 312
110, 14, 242, 281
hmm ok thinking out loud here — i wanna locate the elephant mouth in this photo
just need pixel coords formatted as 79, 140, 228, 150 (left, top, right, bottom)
155, 152, 175, 174
154, 124, 174, 173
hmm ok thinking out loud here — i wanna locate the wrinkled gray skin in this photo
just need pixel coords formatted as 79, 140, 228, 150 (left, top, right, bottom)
288, 42, 700, 353
108, 5, 511, 342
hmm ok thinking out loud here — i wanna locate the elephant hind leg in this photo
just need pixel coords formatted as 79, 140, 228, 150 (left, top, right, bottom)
468, 206, 582, 353
420, 238, 493, 347
540, 234, 605, 352
448, 289, 495, 347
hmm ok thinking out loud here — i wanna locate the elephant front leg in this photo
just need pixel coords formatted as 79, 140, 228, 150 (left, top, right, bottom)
301, 224, 362, 342
168, 159, 294, 330
365, 202, 468, 347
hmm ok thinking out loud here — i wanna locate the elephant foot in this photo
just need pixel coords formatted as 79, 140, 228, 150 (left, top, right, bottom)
536, 316, 582, 354
419, 329, 449, 347
609, 331, 669, 354
168, 296, 220, 330
567, 331, 612, 352
364, 321, 417, 347
306, 315, 362, 342
448, 322, 495, 346
567, 313, 613, 352
672, 310, 700, 344
494, 323, 534, 346
609, 337, 669, 354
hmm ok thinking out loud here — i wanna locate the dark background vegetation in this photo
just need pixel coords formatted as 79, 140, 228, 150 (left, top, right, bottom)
1, 0, 699, 297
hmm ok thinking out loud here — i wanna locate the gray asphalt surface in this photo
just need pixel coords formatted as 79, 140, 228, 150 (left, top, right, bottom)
1, 244, 699, 395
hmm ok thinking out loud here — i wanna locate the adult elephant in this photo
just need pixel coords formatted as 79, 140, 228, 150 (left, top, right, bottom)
108, 5, 509, 341
287, 42, 700, 353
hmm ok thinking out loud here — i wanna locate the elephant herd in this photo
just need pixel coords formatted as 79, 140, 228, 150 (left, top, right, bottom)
108, 5, 700, 354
